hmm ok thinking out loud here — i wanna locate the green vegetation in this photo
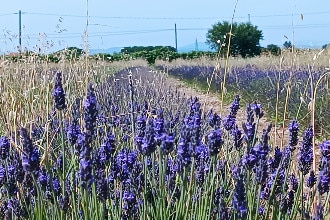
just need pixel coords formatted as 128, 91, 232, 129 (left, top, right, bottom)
121, 45, 176, 53
206, 21, 263, 57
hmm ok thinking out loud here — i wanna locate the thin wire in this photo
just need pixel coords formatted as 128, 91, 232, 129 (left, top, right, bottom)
0, 22, 329, 41
23, 11, 330, 20
0, 13, 16, 17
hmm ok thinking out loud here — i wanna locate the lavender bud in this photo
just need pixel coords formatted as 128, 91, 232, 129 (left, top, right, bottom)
53, 71, 67, 110
232, 166, 248, 219
206, 129, 223, 156
20, 128, 40, 172
0, 136, 10, 160
288, 120, 299, 147
231, 125, 243, 151
306, 170, 317, 188
84, 83, 98, 142
251, 102, 264, 118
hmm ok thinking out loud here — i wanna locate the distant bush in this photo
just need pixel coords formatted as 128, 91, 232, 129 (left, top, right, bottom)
266, 44, 281, 56
90, 50, 217, 64
121, 46, 176, 53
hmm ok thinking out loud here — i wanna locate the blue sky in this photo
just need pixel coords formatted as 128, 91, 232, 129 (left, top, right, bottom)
1, 0, 329, 53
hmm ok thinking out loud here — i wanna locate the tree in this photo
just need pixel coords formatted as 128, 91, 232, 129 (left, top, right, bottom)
283, 41, 292, 49
206, 21, 263, 58
322, 44, 328, 49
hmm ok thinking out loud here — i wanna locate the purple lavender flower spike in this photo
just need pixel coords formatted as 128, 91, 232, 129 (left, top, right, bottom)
252, 127, 271, 182
311, 205, 324, 220
6, 198, 22, 219
212, 187, 229, 219
136, 115, 146, 134
288, 120, 299, 148
260, 169, 286, 200
96, 133, 116, 168
258, 207, 265, 216
154, 109, 165, 135
160, 133, 175, 155
177, 138, 192, 168
58, 194, 70, 212
3, 164, 18, 196
317, 140, 330, 195
207, 109, 221, 128
242, 103, 256, 147
193, 144, 210, 185
319, 140, 330, 162
206, 129, 223, 156
67, 123, 81, 146
20, 127, 40, 172
0, 136, 10, 160
77, 157, 93, 189
84, 83, 98, 142
53, 71, 67, 111
0, 167, 5, 188
111, 148, 138, 187
280, 190, 295, 214
52, 177, 61, 195
222, 95, 240, 130
230, 95, 240, 116
297, 125, 313, 176
306, 170, 317, 188
251, 101, 264, 118
288, 174, 298, 192
94, 167, 108, 202
122, 191, 139, 219
232, 165, 248, 219
76, 133, 89, 159
317, 171, 330, 195
269, 146, 282, 172
139, 118, 156, 156
7, 150, 24, 183
231, 125, 243, 151
37, 169, 50, 191
222, 115, 236, 131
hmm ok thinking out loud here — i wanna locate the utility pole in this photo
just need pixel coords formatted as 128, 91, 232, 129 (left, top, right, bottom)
195, 38, 199, 51
175, 23, 178, 52
248, 14, 250, 23
19, 10, 22, 53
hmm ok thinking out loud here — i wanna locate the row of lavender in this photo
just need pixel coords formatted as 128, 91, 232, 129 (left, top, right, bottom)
160, 64, 330, 137
0, 66, 329, 219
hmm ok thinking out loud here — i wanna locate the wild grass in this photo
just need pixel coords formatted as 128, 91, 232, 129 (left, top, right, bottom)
0, 54, 148, 135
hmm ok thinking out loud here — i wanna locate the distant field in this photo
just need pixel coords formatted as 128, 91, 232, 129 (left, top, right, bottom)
156, 48, 330, 139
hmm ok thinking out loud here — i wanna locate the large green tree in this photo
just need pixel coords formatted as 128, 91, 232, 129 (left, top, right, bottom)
206, 21, 263, 58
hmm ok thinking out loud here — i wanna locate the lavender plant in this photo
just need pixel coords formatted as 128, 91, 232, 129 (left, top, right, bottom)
162, 64, 330, 138
0, 66, 329, 220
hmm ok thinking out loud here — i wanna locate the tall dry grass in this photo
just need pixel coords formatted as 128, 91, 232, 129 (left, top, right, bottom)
0, 54, 148, 135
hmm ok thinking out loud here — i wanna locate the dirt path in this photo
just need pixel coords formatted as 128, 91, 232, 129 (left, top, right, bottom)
164, 74, 290, 147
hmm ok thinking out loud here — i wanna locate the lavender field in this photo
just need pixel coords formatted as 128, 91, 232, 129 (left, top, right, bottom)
157, 54, 330, 139
0, 54, 329, 220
